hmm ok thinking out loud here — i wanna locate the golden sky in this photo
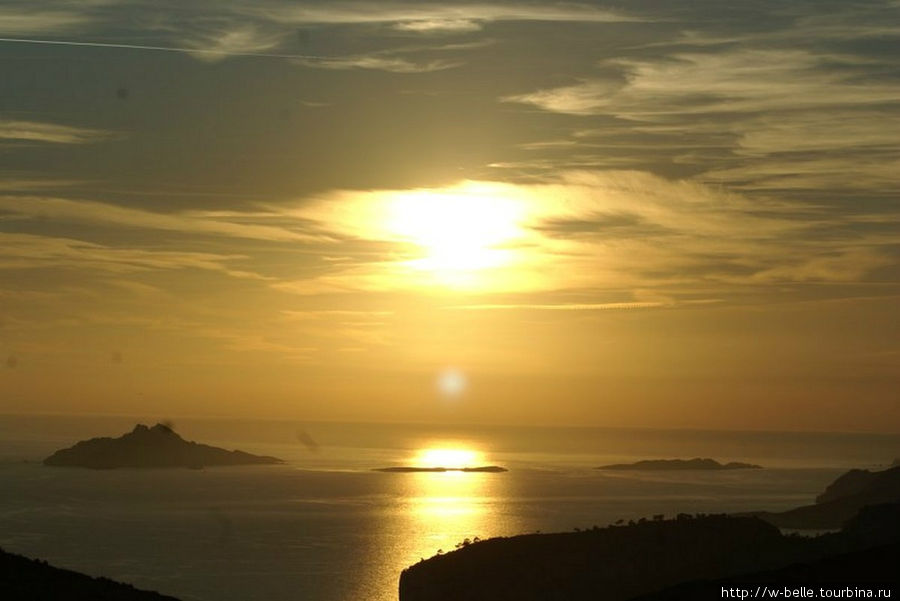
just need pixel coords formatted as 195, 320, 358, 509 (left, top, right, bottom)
1, 1, 898, 431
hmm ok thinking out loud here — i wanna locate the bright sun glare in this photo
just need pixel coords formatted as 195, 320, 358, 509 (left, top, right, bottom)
415, 448, 483, 469
383, 188, 528, 285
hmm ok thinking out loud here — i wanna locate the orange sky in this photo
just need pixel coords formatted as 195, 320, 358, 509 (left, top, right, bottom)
1, 1, 898, 431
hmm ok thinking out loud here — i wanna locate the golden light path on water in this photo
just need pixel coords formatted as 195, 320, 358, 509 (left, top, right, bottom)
407, 446, 493, 560
352, 443, 515, 601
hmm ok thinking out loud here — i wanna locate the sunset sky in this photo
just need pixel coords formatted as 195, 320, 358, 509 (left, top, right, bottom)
1, 0, 898, 431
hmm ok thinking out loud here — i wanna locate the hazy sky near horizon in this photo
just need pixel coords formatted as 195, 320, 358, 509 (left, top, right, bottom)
1, 0, 898, 431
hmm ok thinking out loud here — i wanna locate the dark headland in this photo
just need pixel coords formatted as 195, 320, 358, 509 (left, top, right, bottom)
375, 466, 508, 473
598, 458, 762, 470
0, 547, 181, 600
746, 465, 900, 529
399, 466, 900, 601
43, 423, 283, 469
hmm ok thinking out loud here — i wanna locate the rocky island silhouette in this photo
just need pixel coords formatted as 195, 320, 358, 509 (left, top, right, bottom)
597, 458, 762, 470
43, 423, 283, 469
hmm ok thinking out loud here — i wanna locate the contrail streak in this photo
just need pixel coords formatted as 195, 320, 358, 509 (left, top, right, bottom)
0, 37, 325, 60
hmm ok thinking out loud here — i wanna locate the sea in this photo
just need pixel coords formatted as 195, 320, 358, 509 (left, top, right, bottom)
1, 414, 898, 601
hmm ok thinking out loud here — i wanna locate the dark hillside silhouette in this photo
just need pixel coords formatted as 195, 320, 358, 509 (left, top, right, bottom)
0, 547, 180, 600
750, 466, 900, 529
816, 468, 883, 503
634, 504, 900, 600
632, 541, 900, 600
399, 468, 900, 601
400, 516, 803, 601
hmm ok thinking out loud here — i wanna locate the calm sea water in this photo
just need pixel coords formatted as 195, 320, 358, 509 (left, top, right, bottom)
1, 414, 897, 601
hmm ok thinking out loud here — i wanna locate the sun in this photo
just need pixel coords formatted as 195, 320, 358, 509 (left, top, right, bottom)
301, 180, 547, 292
382, 186, 528, 286
415, 447, 483, 469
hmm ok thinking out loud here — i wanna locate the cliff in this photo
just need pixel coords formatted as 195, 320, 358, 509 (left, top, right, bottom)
752, 466, 900, 529
400, 504, 900, 601
399, 465, 900, 601
815, 469, 880, 504
0, 547, 181, 600
633, 541, 900, 599
635, 504, 900, 599
400, 516, 797, 601
43, 423, 283, 469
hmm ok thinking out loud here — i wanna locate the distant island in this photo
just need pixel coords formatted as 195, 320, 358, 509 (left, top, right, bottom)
0, 547, 181, 600
43, 423, 283, 469
597, 458, 762, 471
375, 466, 508, 473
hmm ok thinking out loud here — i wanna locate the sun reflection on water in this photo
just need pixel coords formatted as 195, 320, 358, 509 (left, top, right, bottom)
405, 445, 498, 558
408, 470, 494, 555
351, 445, 512, 601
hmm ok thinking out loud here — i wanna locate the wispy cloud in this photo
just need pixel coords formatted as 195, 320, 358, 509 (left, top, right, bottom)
392, 19, 482, 33
445, 302, 670, 311
0, 8, 91, 34
0, 177, 87, 192
734, 111, 900, 155
505, 49, 900, 117
180, 23, 287, 62
748, 247, 892, 284
503, 79, 621, 116
0, 232, 262, 278
293, 37, 489, 72
703, 156, 900, 194
0, 195, 329, 243
282, 309, 394, 319
0, 1, 635, 73
503, 35, 900, 197
0, 36, 323, 60
295, 55, 461, 73
0, 119, 115, 144
246, 2, 636, 27
0, 1, 634, 66
276, 170, 894, 296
